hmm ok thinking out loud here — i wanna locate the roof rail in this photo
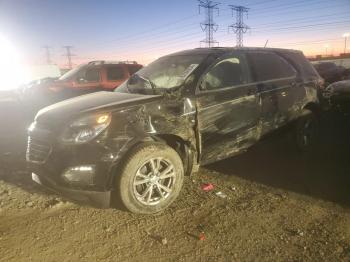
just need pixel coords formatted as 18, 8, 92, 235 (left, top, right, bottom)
88, 60, 138, 65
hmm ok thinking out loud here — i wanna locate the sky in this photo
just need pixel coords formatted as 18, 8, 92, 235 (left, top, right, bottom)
0, 0, 350, 68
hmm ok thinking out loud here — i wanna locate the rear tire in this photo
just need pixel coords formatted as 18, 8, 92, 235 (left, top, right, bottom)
114, 142, 184, 214
295, 109, 319, 152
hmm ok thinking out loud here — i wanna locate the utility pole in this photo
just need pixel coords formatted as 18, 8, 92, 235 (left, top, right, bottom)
228, 5, 250, 47
42, 45, 52, 64
343, 33, 349, 54
62, 45, 75, 69
324, 44, 329, 56
198, 0, 220, 48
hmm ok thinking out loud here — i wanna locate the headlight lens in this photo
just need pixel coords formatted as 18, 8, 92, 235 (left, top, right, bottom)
61, 113, 111, 144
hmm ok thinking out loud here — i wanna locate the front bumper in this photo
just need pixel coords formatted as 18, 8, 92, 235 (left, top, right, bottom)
32, 172, 111, 208
26, 124, 135, 208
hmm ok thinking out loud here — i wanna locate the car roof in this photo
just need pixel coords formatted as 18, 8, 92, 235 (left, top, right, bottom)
87, 60, 142, 66
167, 47, 303, 57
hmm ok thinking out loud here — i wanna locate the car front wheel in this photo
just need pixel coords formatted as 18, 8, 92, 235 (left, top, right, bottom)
114, 142, 184, 214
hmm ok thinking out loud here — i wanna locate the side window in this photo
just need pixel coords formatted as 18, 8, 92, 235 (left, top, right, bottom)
77, 67, 100, 82
248, 52, 296, 82
128, 65, 142, 76
107, 66, 125, 81
281, 52, 319, 79
202, 56, 246, 90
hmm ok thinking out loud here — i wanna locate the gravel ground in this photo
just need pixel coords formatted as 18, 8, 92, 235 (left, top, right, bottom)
0, 112, 349, 261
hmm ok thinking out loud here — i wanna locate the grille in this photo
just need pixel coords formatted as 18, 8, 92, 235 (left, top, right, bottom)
26, 137, 52, 164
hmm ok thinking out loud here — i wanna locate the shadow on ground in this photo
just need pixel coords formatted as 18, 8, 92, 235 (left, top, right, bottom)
207, 111, 350, 207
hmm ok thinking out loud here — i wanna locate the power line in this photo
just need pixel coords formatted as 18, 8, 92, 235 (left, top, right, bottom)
79, 2, 348, 54
198, 0, 220, 47
42, 45, 52, 64
75, 1, 349, 60
248, 0, 329, 13
84, 17, 350, 59
62, 46, 76, 69
217, 0, 349, 21
253, 20, 350, 33
228, 5, 249, 47
84, 19, 350, 61
248, 2, 350, 19
84, 12, 348, 55
84, 14, 200, 50
251, 12, 350, 28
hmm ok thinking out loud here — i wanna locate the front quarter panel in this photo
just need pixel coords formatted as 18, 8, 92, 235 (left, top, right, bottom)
102, 97, 197, 187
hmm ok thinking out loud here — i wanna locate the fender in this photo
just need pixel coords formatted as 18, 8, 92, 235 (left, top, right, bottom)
103, 97, 198, 188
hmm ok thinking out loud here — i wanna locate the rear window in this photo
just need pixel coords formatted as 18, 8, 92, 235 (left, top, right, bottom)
106, 66, 125, 81
247, 52, 296, 82
280, 52, 319, 80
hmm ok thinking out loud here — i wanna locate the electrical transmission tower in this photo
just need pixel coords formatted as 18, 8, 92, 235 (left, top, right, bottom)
228, 5, 250, 47
198, 0, 220, 48
62, 45, 76, 69
42, 45, 52, 64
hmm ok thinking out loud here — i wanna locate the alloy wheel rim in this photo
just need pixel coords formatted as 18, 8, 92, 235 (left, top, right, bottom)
133, 157, 176, 206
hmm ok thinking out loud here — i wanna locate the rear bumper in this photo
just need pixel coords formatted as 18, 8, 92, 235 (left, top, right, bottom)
32, 172, 111, 208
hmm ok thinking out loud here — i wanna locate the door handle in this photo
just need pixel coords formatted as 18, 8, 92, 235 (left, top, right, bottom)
281, 91, 287, 97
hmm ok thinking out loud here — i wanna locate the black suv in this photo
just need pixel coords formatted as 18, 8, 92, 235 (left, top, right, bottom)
27, 48, 322, 214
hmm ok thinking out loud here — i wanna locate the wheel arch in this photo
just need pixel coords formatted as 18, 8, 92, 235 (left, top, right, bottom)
151, 134, 197, 177
303, 102, 321, 116
108, 134, 196, 188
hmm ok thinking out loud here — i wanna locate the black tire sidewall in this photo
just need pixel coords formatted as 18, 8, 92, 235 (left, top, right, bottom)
295, 110, 319, 152
116, 142, 184, 214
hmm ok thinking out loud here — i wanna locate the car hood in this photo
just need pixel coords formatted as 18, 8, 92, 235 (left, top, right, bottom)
35, 91, 162, 125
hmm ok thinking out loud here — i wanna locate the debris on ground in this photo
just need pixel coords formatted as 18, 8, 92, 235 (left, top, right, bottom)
215, 191, 228, 199
201, 183, 214, 192
161, 237, 168, 245
199, 232, 206, 241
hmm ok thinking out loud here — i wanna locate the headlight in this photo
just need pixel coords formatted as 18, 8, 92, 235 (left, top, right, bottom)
61, 113, 111, 144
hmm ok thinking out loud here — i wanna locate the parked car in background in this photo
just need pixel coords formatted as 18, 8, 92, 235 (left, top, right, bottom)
55, 60, 142, 91
27, 47, 322, 214
313, 62, 350, 85
24, 60, 143, 104
323, 79, 350, 114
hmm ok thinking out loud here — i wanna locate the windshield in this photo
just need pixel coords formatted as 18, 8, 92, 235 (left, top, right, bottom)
59, 64, 87, 81
117, 54, 207, 92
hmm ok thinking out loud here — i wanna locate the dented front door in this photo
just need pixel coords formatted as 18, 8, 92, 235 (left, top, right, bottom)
195, 52, 260, 164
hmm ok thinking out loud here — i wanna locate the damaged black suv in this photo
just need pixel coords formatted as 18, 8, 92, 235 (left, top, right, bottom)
27, 48, 322, 214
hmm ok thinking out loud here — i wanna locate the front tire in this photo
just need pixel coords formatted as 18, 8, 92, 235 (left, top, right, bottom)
114, 142, 184, 214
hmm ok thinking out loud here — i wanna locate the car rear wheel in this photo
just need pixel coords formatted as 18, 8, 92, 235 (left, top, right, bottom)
295, 109, 319, 152
114, 142, 184, 214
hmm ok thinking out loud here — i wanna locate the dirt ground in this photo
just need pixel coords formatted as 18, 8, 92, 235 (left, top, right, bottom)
0, 112, 349, 262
